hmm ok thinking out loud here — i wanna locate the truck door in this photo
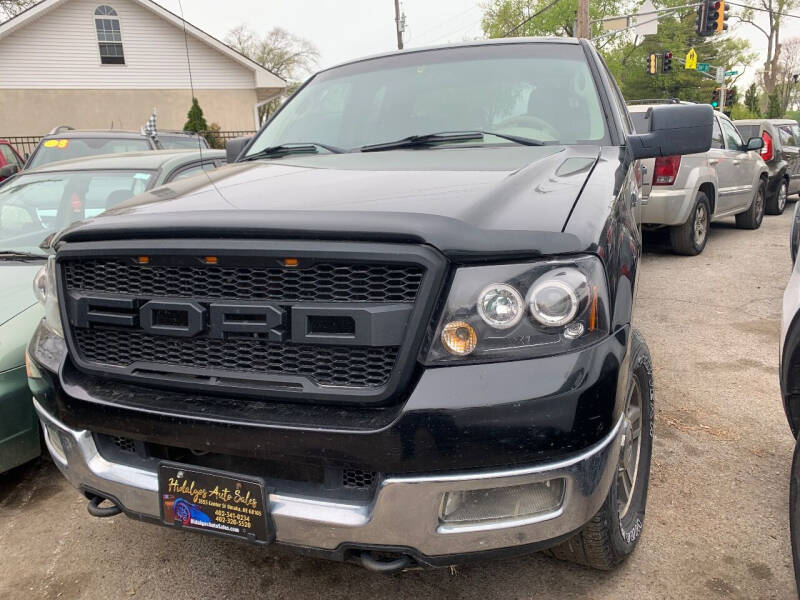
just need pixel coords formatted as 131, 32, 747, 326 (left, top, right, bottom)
779, 124, 800, 195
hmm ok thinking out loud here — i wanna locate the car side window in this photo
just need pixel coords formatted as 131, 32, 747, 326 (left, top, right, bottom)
711, 118, 725, 149
779, 125, 797, 146
0, 144, 21, 168
720, 118, 744, 150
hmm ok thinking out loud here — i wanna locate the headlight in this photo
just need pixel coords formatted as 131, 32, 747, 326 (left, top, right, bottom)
32, 256, 63, 337
424, 255, 609, 364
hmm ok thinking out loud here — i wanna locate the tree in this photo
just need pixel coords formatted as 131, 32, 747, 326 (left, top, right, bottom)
738, 0, 800, 94
772, 37, 800, 113
0, 0, 35, 21
481, 0, 630, 42
767, 92, 783, 117
745, 82, 762, 115
225, 25, 319, 123
183, 98, 208, 133
480, 1, 753, 104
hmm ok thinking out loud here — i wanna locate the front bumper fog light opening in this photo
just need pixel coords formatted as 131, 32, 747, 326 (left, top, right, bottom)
439, 479, 565, 525
43, 423, 67, 462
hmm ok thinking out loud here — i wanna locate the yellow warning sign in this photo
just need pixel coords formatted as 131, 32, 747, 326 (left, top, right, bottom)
685, 48, 698, 70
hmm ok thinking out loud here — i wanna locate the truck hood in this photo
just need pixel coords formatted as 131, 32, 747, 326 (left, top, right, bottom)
58, 146, 601, 260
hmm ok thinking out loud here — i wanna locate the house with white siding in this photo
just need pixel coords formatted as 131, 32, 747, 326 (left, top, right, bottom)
0, 0, 286, 136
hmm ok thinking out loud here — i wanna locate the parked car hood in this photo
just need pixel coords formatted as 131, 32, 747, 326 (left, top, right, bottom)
57, 146, 602, 260
0, 263, 40, 328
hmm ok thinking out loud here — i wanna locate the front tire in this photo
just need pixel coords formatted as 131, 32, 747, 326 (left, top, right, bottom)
547, 329, 654, 570
670, 192, 710, 255
766, 178, 789, 215
736, 178, 766, 229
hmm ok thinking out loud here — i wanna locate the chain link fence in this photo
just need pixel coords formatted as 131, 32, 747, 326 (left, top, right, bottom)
1, 131, 256, 157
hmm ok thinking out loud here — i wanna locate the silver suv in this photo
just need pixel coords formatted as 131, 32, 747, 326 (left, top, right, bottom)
628, 102, 768, 255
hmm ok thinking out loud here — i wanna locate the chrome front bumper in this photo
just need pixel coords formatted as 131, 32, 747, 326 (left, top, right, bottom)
36, 399, 623, 558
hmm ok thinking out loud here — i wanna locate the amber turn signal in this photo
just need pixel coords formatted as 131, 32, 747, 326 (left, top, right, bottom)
441, 321, 478, 356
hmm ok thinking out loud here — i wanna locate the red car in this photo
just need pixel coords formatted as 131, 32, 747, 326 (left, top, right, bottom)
0, 140, 25, 182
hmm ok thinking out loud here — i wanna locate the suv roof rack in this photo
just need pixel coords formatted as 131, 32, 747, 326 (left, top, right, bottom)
627, 98, 682, 105
48, 125, 75, 135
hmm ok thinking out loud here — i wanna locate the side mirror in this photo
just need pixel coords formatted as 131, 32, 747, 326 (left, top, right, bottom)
0, 163, 19, 181
226, 136, 252, 163
626, 104, 714, 160
747, 137, 764, 151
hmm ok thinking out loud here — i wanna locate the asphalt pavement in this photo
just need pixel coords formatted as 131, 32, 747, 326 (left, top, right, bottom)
0, 209, 797, 599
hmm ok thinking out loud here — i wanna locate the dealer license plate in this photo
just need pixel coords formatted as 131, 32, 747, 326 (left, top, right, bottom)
158, 463, 272, 543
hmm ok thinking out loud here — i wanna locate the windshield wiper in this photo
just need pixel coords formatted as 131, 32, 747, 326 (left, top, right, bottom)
242, 142, 344, 161
360, 130, 546, 152
0, 250, 48, 260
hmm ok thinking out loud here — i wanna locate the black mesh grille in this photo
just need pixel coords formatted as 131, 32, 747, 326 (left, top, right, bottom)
64, 260, 424, 303
75, 328, 398, 388
113, 436, 136, 453
342, 469, 376, 489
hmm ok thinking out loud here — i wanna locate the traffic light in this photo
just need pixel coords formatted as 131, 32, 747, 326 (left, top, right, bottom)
662, 51, 672, 73
711, 88, 720, 108
648, 53, 657, 75
715, 0, 729, 32
697, 0, 719, 36
728, 87, 737, 105
707, 0, 720, 33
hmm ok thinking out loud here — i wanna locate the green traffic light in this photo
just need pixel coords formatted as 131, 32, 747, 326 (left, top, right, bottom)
711, 101, 719, 107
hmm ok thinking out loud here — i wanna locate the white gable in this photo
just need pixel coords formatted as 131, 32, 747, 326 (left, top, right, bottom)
0, 0, 280, 90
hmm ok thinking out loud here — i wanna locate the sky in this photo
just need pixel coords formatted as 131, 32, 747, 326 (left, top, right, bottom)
155, 0, 800, 87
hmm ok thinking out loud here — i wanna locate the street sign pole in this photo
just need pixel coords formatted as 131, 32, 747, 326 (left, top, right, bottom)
720, 85, 726, 112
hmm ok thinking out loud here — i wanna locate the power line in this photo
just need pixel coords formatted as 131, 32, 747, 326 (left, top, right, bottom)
726, 1, 800, 19
407, 5, 481, 44
502, 0, 563, 37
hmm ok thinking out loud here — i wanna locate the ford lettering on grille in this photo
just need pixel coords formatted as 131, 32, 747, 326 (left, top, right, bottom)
57, 244, 444, 404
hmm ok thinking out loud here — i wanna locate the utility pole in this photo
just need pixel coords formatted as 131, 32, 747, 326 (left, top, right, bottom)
720, 85, 726, 113
577, 0, 590, 38
394, 0, 404, 50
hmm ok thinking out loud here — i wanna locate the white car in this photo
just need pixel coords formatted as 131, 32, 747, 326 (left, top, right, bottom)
628, 102, 768, 255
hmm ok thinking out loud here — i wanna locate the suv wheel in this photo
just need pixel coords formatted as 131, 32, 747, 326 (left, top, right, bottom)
547, 329, 654, 570
736, 178, 766, 229
767, 178, 789, 215
669, 192, 710, 255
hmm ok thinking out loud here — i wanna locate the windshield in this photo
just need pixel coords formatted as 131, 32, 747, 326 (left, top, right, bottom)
246, 43, 608, 156
159, 136, 209, 149
28, 137, 152, 168
0, 169, 155, 254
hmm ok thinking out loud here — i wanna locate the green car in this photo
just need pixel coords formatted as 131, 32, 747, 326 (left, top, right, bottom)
0, 148, 226, 472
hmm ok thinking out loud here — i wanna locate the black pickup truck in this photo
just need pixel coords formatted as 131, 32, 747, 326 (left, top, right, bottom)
27, 38, 712, 572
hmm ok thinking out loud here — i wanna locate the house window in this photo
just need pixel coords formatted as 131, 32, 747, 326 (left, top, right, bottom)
95, 5, 124, 65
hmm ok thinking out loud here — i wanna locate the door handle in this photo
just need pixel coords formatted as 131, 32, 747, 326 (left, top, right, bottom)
733, 160, 741, 165
709, 159, 719, 165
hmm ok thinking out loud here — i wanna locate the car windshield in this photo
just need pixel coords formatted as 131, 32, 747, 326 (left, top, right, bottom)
0, 169, 155, 254
27, 137, 152, 168
246, 43, 608, 156
159, 135, 209, 149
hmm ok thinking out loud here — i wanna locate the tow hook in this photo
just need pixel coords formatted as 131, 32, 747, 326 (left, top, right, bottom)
358, 551, 413, 573
86, 495, 123, 517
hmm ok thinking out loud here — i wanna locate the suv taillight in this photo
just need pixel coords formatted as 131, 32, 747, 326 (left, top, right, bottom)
761, 131, 773, 161
653, 155, 681, 186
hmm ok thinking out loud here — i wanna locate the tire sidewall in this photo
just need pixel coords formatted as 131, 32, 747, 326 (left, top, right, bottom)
692, 193, 710, 254
608, 331, 655, 555
755, 180, 766, 227
780, 180, 789, 214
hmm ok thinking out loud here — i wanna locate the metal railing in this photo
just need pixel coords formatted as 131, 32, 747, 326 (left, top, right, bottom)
0, 130, 257, 156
